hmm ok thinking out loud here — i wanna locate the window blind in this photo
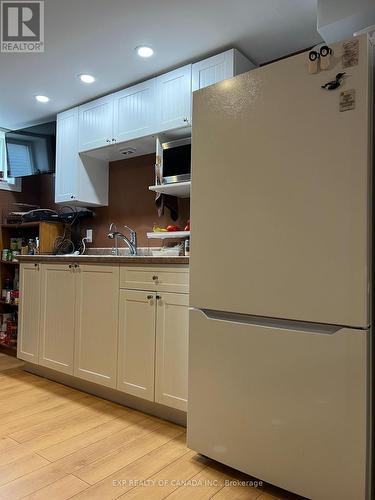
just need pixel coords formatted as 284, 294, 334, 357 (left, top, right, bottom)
7, 141, 34, 177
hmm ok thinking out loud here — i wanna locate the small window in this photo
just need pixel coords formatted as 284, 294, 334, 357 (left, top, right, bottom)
6, 140, 34, 177
0, 130, 22, 192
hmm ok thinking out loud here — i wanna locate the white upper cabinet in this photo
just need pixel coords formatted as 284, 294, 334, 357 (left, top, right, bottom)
113, 79, 157, 142
192, 49, 255, 91
55, 108, 79, 203
155, 64, 192, 131
55, 107, 109, 207
78, 95, 114, 151
56, 50, 254, 207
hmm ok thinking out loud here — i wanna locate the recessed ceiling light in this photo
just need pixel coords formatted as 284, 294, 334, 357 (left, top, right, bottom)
136, 46, 154, 58
79, 74, 95, 84
35, 95, 50, 103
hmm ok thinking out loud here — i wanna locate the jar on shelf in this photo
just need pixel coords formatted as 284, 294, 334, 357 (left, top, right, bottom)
28, 239, 36, 255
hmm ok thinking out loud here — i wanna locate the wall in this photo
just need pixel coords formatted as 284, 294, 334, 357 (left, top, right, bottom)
39, 153, 190, 248
0, 176, 43, 222
317, 0, 375, 42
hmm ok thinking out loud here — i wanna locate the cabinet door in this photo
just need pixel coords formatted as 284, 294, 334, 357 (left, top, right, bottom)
55, 108, 109, 207
155, 65, 192, 132
113, 79, 156, 142
39, 263, 76, 374
17, 263, 41, 363
117, 290, 156, 401
55, 108, 79, 203
192, 50, 234, 91
155, 292, 189, 411
74, 264, 119, 388
78, 95, 114, 151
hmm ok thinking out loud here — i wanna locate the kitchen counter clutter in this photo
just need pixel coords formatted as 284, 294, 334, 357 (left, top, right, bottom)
17, 258, 189, 421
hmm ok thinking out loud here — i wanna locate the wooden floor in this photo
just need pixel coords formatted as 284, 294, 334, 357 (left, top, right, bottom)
0, 354, 305, 500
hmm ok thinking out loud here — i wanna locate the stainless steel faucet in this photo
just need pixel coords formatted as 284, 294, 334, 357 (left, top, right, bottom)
107, 223, 137, 256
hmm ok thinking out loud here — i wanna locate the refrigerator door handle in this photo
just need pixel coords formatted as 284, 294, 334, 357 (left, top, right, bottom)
192, 308, 356, 335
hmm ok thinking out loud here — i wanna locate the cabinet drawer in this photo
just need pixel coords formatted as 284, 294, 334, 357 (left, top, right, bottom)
120, 266, 189, 293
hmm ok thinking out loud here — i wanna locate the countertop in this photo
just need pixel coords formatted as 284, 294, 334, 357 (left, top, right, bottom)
16, 255, 189, 265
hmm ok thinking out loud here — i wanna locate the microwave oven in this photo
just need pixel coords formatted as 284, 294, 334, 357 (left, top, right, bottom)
160, 137, 191, 184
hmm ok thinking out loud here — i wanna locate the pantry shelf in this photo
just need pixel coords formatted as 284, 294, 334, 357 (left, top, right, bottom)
0, 301, 18, 308
147, 231, 190, 240
148, 182, 191, 198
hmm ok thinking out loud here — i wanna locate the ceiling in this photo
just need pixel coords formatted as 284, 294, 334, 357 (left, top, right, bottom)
0, 0, 322, 130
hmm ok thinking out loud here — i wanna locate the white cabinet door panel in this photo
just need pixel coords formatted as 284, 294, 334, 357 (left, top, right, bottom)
113, 79, 156, 142
78, 96, 114, 151
155, 292, 189, 411
55, 107, 109, 207
55, 108, 79, 203
192, 50, 234, 91
156, 65, 192, 132
39, 264, 75, 375
117, 290, 156, 401
74, 264, 119, 388
17, 263, 41, 363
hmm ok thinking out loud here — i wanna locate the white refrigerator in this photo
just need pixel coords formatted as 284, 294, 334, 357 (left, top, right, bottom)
188, 34, 372, 500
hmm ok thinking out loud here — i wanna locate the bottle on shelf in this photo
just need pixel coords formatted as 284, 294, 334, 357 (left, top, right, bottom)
13, 269, 19, 291
28, 239, 36, 255
2, 277, 12, 303
184, 238, 190, 256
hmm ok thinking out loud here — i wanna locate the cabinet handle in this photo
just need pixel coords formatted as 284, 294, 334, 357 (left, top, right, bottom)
34, 263, 39, 269
152, 275, 158, 281
156, 295, 162, 300
112, 138, 116, 142
74, 264, 79, 269
147, 295, 153, 300
106, 139, 110, 143
68, 264, 73, 269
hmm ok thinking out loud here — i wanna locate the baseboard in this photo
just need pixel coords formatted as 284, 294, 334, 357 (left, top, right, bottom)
23, 363, 187, 427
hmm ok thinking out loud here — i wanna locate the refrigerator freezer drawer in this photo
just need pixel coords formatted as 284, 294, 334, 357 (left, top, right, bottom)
187, 309, 369, 500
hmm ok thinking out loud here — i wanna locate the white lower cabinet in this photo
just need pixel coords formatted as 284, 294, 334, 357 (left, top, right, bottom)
18, 262, 189, 412
117, 290, 156, 401
74, 264, 119, 388
39, 263, 75, 375
155, 292, 189, 411
117, 280, 189, 411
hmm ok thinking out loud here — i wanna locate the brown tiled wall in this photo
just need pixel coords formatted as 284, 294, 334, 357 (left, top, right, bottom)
38, 153, 190, 248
